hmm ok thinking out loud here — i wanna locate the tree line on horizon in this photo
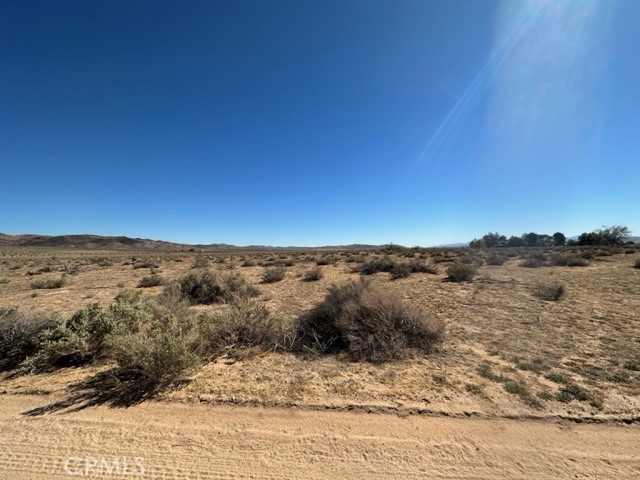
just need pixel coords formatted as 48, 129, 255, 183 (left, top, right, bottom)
468, 225, 631, 248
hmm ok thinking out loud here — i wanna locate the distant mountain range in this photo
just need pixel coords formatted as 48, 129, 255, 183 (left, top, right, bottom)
0, 233, 382, 251
0, 233, 635, 251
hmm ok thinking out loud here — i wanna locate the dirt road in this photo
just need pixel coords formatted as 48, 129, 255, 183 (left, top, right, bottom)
1, 394, 638, 479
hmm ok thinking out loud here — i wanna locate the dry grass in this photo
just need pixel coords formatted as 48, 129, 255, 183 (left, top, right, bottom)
1, 245, 639, 417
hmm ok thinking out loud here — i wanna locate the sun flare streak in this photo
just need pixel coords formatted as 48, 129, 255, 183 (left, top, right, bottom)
414, 0, 609, 170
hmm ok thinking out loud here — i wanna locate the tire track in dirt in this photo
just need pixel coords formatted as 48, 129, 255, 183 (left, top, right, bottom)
1, 394, 639, 479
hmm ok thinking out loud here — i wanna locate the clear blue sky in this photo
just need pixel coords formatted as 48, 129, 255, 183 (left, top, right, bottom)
2, 0, 638, 246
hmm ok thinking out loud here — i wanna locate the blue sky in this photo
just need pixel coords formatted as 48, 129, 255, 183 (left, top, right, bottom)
2, 0, 639, 246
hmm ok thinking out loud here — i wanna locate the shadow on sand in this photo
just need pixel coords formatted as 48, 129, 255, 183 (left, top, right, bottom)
22, 369, 187, 416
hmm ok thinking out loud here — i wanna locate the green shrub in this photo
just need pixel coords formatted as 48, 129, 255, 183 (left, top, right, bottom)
445, 262, 477, 282
556, 383, 589, 403
110, 331, 197, 385
545, 372, 572, 384
194, 299, 288, 357
294, 280, 444, 362
11, 293, 148, 374
137, 274, 163, 288
465, 383, 483, 394
537, 390, 554, 401
262, 267, 286, 283
0, 308, 56, 370
533, 282, 565, 301
107, 298, 199, 385
14, 313, 90, 373
30, 276, 66, 289
302, 267, 323, 282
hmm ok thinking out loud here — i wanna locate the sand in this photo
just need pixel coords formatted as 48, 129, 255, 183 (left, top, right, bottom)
1, 394, 638, 479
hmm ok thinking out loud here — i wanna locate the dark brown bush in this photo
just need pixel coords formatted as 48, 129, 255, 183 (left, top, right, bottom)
294, 280, 444, 362
302, 267, 323, 282
133, 258, 159, 269
533, 282, 565, 301
176, 270, 256, 304
551, 255, 589, 267
360, 256, 396, 275
389, 262, 412, 279
137, 274, 163, 288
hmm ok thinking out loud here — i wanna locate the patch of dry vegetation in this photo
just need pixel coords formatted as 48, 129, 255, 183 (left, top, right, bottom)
294, 279, 444, 362
0, 244, 639, 416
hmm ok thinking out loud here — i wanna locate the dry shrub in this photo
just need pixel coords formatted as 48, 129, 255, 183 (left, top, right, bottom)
262, 267, 286, 283
408, 260, 438, 274
137, 274, 163, 288
192, 255, 209, 269
302, 267, 323, 282
30, 275, 66, 289
133, 258, 158, 269
445, 262, 477, 281
533, 282, 565, 301
391, 260, 438, 279
294, 280, 444, 362
486, 253, 506, 265
360, 256, 396, 275
551, 255, 589, 267
520, 257, 543, 268
389, 262, 412, 279
315, 255, 337, 266
175, 270, 257, 304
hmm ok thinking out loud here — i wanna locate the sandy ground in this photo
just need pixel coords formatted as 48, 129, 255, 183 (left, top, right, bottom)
1, 394, 639, 480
